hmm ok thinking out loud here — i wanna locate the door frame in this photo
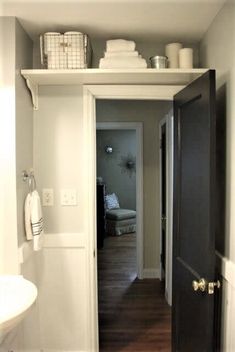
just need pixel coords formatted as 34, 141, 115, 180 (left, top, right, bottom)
83, 84, 184, 351
96, 121, 143, 279
159, 112, 174, 306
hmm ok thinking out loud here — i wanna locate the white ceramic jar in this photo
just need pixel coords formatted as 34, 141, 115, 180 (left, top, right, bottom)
179, 48, 193, 68
165, 42, 183, 68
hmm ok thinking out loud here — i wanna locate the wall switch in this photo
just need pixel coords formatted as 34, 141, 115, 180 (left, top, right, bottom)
42, 188, 54, 206
60, 189, 77, 206
69, 190, 77, 206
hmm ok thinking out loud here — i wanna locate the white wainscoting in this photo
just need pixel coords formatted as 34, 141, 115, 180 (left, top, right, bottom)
17, 233, 89, 352
17, 237, 235, 352
216, 252, 235, 351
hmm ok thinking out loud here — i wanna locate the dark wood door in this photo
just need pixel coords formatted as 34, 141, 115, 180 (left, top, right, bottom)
161, 124, 167, 275
172, 70, 218, 352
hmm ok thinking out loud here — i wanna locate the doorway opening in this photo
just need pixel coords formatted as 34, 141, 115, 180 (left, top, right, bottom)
96, 122, 143, 278
95, 100, 172, 351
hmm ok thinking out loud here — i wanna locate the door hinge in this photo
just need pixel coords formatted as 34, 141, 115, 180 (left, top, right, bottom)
160, 138, 162, 149
93, 249, 96, 258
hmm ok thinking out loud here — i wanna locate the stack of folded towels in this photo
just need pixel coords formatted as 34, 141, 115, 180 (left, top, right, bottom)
99, 39, 147, 69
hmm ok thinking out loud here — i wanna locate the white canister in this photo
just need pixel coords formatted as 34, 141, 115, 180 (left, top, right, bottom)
165, 42, 183, 68
179, 48, 193, 69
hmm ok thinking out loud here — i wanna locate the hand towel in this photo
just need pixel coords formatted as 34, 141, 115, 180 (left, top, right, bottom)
99, 57, 147, 69
106, 39, 136, 52
24, 193, 33, 240
31, 190, 44, 251
104, 51, 139, 58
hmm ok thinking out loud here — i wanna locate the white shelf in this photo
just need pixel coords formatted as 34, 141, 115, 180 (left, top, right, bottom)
21, 68, 208, 110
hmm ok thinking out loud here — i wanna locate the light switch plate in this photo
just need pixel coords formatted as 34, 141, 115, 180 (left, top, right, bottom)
60, 189, 77, 206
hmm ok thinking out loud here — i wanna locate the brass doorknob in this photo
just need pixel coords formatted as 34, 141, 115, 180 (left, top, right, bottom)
192, 278, 207, 292
192, 278, 221, 294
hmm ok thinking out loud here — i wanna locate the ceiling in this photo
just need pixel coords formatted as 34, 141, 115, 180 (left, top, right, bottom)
1, 0, 226, 43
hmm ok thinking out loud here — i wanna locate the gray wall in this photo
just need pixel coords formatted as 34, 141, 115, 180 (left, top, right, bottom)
0, 17, 19, 275
96, 100, 172, 270
33, 85, 85, 234
97, 129, 136, 210
200, 0, 235, 262
0, 17, 40, 352
199, 1, 235, 349
15, 19, 34, 246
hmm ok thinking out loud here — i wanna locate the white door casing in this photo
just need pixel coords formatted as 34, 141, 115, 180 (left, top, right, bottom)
83, 85, 182, 351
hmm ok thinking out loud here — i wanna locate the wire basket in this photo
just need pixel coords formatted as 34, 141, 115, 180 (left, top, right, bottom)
40, 32, 92, 69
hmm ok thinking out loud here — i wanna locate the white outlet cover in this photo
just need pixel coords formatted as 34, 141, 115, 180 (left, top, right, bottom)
42, 188, 54, 206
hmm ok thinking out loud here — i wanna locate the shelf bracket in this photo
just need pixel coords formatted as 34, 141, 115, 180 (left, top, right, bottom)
26, 78, 38, 110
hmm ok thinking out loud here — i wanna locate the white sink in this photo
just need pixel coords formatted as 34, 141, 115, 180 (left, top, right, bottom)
0, 275, 37, 343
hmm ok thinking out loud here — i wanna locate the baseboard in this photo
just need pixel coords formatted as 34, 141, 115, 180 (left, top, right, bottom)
142, 268, 160, 279
42, 350, 85, 352
15, 350, 84, 352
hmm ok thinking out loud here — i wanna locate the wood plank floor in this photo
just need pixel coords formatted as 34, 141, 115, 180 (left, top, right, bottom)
98, 233, 171, 352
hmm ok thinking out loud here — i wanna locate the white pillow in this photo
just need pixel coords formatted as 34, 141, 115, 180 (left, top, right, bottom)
105, 193, 120, 210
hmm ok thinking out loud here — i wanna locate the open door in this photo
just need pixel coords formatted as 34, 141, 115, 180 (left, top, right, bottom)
172, 70, 219, 351
160, 122, 167, 280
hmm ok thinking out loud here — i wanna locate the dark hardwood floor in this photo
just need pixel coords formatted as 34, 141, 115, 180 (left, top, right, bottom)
98, 233, 171, 352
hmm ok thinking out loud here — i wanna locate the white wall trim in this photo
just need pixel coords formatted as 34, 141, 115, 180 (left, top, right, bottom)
96, 121, 144, 280
43, 233, 85, 248
142, 268, 161, 279
18, 233, 85, 264
216, 251, 235, 288
83, 84, 176, 352
85, 85, 185, 101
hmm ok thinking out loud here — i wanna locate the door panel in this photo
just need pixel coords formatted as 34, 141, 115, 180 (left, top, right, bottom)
161, 124, 166, 273
172, 70, 216, 352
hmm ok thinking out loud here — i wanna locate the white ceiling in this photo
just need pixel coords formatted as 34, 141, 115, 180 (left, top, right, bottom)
1, 0, 226, 43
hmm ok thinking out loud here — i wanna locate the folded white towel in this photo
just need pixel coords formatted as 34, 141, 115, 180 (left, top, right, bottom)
99, 57, 147, 69
24, 190, 44, 251
106, 39, 136, 52
104, 51, 139, 58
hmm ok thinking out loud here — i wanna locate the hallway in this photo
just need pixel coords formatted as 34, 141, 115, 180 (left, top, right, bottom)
98, 233, 171, 352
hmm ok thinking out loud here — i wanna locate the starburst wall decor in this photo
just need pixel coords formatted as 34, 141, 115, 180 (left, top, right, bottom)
118, 153, 136, 178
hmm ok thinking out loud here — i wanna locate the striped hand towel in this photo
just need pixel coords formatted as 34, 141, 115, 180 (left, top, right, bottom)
24, 193, 33, 240
24, 190, 44, 251
31, 190, 44, 251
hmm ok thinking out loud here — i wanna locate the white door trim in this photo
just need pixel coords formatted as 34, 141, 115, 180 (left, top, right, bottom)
96, 122, 143, 280
159, 113, 174, 306
83, 85, 179, 351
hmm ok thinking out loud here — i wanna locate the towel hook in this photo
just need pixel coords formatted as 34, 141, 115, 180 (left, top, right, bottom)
22, 170, 37, 193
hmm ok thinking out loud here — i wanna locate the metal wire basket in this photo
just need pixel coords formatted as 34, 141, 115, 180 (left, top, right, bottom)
40, 31, 92, 69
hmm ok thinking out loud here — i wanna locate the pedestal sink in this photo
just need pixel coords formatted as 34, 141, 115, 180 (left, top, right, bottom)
0, 275, 38, 344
